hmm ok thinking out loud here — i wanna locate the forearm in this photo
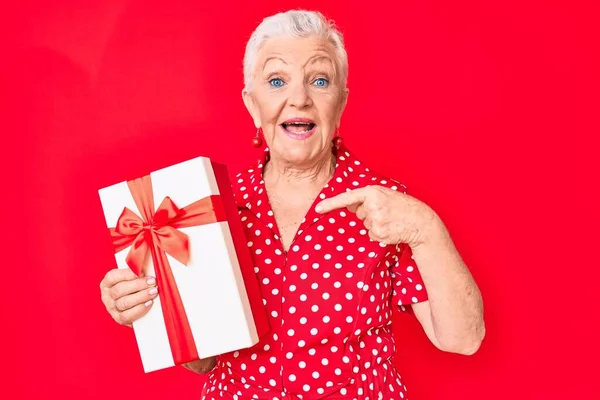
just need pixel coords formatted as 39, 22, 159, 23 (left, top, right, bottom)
411, 212, 485, 353
181, 356, 217, 374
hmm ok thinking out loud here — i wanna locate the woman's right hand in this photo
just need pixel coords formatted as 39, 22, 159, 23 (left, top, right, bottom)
100, 268, 159, 327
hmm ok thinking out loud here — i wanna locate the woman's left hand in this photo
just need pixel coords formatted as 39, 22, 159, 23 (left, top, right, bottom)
318, 185, 485, 355
315, 185, 439, 247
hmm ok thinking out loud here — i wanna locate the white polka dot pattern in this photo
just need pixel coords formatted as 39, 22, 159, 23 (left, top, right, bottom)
200, 145, 428, 400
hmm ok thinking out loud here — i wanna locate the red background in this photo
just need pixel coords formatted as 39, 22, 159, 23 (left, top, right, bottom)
1, 1, 598, 399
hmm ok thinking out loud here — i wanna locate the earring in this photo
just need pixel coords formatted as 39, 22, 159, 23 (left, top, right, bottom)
252, 128, 263, 148
332, 128, 343, 148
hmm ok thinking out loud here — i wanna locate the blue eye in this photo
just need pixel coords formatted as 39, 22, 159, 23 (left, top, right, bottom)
269, 78, 285, 88
314, 78, 329, 87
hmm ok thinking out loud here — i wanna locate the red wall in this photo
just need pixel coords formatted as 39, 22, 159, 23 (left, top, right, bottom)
2, 1, 598, 399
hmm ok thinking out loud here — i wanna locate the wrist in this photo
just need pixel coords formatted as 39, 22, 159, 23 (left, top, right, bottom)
410, 205, 445, 250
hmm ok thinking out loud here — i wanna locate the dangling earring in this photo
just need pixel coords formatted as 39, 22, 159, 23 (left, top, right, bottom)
332, 128, 343, 148
252, 128, 263, 148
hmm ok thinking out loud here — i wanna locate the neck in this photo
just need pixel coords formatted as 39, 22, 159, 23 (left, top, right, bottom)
263, 149, 336, 187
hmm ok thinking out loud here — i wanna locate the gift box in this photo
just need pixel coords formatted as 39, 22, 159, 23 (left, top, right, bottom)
98, 156, 269, 373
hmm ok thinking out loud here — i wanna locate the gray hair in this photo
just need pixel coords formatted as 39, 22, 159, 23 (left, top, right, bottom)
243, 10, 348, 92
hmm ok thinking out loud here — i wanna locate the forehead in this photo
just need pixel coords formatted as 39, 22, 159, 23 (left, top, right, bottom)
257, 36, 336, 68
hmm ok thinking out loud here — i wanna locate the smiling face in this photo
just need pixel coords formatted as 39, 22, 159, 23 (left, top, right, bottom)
243, 36, 348, 168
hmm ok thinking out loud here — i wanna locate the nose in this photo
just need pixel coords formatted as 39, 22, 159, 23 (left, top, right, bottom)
288, 81, 312, 109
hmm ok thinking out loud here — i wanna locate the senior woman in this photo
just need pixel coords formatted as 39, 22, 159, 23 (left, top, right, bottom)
100, 9, 485, 400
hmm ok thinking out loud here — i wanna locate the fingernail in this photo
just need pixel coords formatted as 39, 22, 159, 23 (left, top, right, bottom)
149, 287, 158, 295
315, 205, 323, 213
147, 278, 156, 286
144, 300, 153, 307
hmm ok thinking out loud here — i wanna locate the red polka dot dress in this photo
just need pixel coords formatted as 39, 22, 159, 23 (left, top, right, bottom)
201, 145, 428, 400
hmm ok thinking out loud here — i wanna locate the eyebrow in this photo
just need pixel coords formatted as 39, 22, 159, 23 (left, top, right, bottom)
305, 55, 334, 68
262, 56, 288, 71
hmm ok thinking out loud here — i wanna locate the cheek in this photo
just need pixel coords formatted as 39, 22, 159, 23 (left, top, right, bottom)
257, 96, 284, 125
316, 95, 342, 125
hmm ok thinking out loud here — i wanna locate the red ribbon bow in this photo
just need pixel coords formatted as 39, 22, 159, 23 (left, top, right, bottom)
109, 175, 226, 365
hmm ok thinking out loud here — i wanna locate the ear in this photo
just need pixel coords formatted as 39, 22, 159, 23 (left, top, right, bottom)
242, 88, 262, 129
336, 87, 349, 127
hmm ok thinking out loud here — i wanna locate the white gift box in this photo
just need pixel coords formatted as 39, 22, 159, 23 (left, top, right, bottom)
98, 156, 269, 373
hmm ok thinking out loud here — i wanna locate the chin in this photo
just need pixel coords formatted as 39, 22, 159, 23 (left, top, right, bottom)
273, 140, 323, 165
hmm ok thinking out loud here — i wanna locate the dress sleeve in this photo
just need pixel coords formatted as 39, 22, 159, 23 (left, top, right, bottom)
391, 243, 429, 311
371, 175, 429, 308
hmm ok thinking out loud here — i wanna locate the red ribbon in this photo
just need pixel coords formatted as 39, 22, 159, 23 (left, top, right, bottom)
109, 175, 226, 365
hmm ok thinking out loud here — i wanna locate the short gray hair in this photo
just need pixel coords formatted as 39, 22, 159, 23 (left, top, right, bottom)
243, 10, 348, 92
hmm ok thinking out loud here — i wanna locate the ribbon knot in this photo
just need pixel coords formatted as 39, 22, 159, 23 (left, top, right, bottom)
108, 175, 227, 365
111, 194, 197, 274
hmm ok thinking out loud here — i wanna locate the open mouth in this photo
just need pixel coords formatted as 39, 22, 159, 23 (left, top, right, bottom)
281, 121, 316, 134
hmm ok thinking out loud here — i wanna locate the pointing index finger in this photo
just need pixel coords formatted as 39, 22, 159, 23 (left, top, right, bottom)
315, 187, 368, 213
